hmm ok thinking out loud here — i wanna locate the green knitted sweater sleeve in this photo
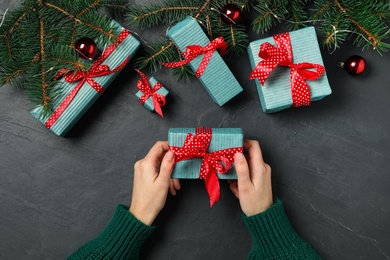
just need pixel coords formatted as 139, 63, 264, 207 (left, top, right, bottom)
68, 204, 155, 260
243, 200, 321, 260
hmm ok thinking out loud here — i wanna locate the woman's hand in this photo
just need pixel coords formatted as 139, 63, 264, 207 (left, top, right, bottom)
230, 140, 273, 216
130, 141, 181, 225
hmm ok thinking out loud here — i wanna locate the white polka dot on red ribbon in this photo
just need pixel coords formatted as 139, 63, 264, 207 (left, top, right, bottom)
169, 127, 243, 207
161, 37, 228, 78
135, 69, 166, 117
249, 32, 326, 107
45, 30, 131, 129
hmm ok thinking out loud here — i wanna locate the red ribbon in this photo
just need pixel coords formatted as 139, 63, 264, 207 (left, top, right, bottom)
135, 69, 166, 117
249, 32, 325, 107
169, 127, 243, 207
45, 30, 131, 129
161, 37, 228, 78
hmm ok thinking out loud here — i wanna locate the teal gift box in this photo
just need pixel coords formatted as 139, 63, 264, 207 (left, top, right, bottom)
248, 26, 332, 113
166, 17, 243, 106
168, 128, 243, 179
135, 77, 169, 112
30, 20, 141, 136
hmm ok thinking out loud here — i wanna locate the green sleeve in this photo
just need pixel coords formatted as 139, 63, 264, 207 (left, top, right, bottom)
243, 200, 321, 260
68, 204, 155, 260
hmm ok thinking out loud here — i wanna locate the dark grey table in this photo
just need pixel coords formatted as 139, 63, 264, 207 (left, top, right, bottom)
1, 1, 389, 259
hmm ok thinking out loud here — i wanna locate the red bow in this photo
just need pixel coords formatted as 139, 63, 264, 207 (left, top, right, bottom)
135, 69, 166, 117
45, 30, 131, 129
161, 37, 228, 78
169, 127, 243, 207
249, 32, 325, 107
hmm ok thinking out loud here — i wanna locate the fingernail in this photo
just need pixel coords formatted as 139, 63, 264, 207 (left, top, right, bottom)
166, 151, 175, 161
235, 153, 245, 162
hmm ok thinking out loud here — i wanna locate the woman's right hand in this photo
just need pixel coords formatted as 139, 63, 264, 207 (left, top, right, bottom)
230, 140, 273, 216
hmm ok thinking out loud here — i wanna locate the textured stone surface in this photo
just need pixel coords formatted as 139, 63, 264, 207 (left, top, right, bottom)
1, 1, 390, 259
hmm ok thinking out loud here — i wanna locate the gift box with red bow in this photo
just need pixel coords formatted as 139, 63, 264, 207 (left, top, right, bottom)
30, 20, 141, 136
135, 70, 168, 117
168, 127, 243, 206
248, 27, 332, 113
162, 17, 243, 106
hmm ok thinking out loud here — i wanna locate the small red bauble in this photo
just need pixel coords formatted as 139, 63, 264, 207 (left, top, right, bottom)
340, 55, 366, 76
75, 37, 97, 59
220, 3, 242, 25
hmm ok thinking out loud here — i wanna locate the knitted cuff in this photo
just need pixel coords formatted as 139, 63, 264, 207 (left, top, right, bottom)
97, 204, 156, 258
243, 200, 320, 259
69, 204, 155, 260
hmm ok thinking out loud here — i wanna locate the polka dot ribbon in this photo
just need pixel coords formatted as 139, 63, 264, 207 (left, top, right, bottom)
169, 127, 243, 207
135, 69, 166, 117
45, 30, 131, 129
249, 32, 325, 107
161, 37, 228, 78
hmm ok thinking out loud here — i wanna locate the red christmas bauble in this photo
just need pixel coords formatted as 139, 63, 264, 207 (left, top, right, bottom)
220, 3, 242, 25
75, 37, 97, 59
344, 55, 366, 76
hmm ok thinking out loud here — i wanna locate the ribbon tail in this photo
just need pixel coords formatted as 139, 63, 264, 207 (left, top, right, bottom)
152, 97, 163, 117
290, 70, 311, 107
204, 169, 220, 207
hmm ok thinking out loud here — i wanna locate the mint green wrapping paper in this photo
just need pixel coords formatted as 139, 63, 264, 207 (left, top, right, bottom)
168, 128, 243, 179
30, 20, 141, 136
135, 77, 169, 112
166, 17, 243, 106
248, 27, 332, 113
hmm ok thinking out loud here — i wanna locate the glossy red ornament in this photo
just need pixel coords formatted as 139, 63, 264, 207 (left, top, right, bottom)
75, 37, 97, 59
340, 55, 366, 76
220, 3, 242, 25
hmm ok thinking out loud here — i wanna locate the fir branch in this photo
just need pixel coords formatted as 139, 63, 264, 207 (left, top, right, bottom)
171, 45, 194, 79
127, 3, 199, 29
7, 7, 35, 35
49, 44, 85, 71
194, 0, 211, 19
0, 54, 40, 85
0, 6, 35, 60
286, 0, 308, 31
78, 0, 102, 17
134, 37, 194, 79
312, 0, 331, 19
0, 0, 126, 116
169, 47, 194, 80
103, 0, 129, 19
134, 39, 176, 72
312, 0, 390, 53
251, 1, 286, 34
38, 7, 50, 108
43, 2, 115, 39
210, 14, 248, 57
0, 34, 12, 61
170, 64, 194, 80
332, 0, 380, 47
205, 14, 212, 38
128, 0, 250, 77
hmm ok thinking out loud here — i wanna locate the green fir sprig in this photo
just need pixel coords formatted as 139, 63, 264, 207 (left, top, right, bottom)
250, 0, 390, 53
251, 0, 309, 34
0, 0, 126, 116
311, 0, 390, 53
126, 0, 249, 77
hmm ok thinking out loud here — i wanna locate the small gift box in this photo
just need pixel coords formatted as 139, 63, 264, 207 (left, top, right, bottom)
168, 127, 243, 206
135, 70, 168, 117
30, 20, 141, 136
248, 26, 332, 113
162, 17, 243, 106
